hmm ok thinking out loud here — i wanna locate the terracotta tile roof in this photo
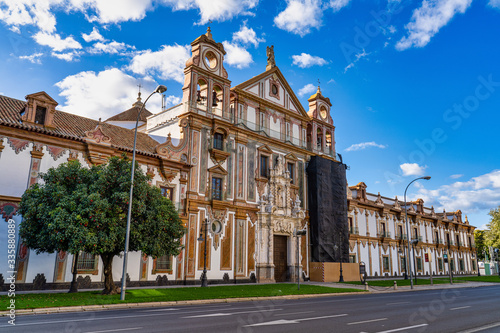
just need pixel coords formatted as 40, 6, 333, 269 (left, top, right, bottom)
105, 106, 152, 122
0, 94, 160, 156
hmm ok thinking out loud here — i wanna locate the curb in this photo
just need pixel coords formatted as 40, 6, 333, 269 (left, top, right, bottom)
0, 291, 370, 316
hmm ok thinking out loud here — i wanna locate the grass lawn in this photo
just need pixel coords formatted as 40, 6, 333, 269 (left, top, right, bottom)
344, 275, 500, 287
0, 284, 362, 310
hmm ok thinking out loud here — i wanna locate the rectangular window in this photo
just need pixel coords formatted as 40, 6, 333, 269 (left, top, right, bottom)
287, 162, 295, 184
35, 106, 46, 125
260, 155, 269, 178
472, 260, 476, 271
400, 257, 406, 272
450, 259, 455, 271
213, 133, 224, 150
160, 186, 174, 201
212, 177, 222, 200
459, 259, 464, 271
76, 252, 97, 271
438, 258, 443, 271
156, 255, 172, 271
383, 256, 390, 272
349, 254, 356, 263
239, 105, 244, 121
416, 257, 422, 272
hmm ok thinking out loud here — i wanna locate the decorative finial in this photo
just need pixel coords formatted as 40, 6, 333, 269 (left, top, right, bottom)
98, 117, 101, 124
206, 23, 213, 40
266, 45, 276, 70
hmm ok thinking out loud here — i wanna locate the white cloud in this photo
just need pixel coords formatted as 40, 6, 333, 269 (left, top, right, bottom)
298, 83, 316, 97
82, 27, 105, 42
292, 53, 327, 68
450, 174, 464, 179
489, 0, 500, 8
345, 141, 387, 152
89, 41, 135, 54
164, 0, 258, 24
396, 0, 472, 51
329, 0, 350, 12
51, 50, 82, 61
344, 49, 369, 72
33, 32, 82, 52
0, 0, 59, 33
19, 52, 43, 64
274, 0, 323, 37
127, 44, 190, 83
222, 41, 253, 69
73, 0, 154, 24
55, 68, 165, 120
416, 170, 500, 213
232, 22, 265, 47
400, 163, 428, 176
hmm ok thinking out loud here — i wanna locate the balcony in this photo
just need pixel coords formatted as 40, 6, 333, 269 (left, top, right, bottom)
396, 234, 407, 241
349, 227, 359, 235
378, 231, 391, 241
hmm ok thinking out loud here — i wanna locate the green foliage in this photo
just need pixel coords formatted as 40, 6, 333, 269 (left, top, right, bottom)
486, 207, 500, 250
18, 156, 185, 293
474, 230, 487, 260
0, 284, 363, 310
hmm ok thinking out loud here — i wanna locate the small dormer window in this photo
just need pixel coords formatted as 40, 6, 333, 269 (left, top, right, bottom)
34, 106, 46, 125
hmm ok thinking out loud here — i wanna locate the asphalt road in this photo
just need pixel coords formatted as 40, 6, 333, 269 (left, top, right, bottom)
2, 285, 500, 333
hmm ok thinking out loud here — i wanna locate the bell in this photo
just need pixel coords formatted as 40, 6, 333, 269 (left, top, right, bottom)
212, 91, 218, 106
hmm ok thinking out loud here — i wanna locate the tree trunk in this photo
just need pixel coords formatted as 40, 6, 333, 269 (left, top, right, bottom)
101, 254, 119, 295
68, 252, 79, 293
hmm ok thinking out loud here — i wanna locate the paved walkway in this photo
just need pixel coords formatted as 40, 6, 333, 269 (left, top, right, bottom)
1, 280, 498, 317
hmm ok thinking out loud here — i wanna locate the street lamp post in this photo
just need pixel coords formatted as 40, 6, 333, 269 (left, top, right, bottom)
334, 243, 344, 283
120, 85, 167, 301
295, 228, 307, 290
404, 176, 431, 290
197, 218, 210, 287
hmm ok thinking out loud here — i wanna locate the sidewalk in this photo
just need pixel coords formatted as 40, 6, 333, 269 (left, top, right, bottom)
1, 280, 497, 317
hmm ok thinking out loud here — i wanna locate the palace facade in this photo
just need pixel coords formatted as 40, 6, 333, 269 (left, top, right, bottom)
0, 29, 476, 290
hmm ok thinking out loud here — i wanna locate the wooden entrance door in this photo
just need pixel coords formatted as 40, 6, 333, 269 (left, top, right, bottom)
274, 235, 288, 282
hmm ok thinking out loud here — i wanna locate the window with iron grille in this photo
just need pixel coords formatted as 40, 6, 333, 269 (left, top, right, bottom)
459, 259, 464, 271
260, 155, 269, 178
383, 256, 390, 272
213, 133, 224, 150
212, 177, 222, 200
156, 255, 172, 271
416, 257, 422, 271
287, 162, 295, 184
76, 252, 96, 271
438, 258, 443, 271
400, 257, 406, 271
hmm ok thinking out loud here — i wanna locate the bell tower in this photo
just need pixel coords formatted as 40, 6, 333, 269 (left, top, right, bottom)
182, 27, 231, 117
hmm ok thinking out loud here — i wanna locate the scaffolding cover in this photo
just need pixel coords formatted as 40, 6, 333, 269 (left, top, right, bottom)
307, 156, 349, 263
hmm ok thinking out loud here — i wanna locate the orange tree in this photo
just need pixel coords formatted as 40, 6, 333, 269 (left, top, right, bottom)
18, 156, 185, 295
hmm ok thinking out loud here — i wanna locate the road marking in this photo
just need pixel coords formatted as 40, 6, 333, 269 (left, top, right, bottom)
0, 313, 178, 328
457, 322, 500, 333
243, 314, 347, 327
84, 328, 142, 333
142, 308, 180, 312
347, 317, 387, 325
386, 302, 411, 305
183, 308, 282, 318
450, 306, 471, 311
373, 323, 428, 333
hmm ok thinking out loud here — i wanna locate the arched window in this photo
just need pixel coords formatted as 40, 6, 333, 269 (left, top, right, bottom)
196, 79, 208, 110
316, 128, 323, 150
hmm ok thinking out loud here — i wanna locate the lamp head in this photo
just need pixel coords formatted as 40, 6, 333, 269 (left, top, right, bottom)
423, 176, 431, 180
155, 85, 167, 94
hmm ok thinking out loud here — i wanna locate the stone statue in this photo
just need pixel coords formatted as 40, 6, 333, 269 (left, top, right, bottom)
266, 45, 276, 69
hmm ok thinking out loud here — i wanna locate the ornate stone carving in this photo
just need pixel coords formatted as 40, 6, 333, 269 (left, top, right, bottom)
84, 125, 111, 145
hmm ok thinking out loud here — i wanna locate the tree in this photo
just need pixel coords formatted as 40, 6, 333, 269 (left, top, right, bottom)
18, 156, 185, 295
485, 207, 500, 254
474, 230, 487, 260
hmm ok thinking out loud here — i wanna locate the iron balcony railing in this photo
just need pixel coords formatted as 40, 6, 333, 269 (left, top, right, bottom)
349, 227, 359, 235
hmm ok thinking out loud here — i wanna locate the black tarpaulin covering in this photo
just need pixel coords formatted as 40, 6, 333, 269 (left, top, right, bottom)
307, 156, 349, 263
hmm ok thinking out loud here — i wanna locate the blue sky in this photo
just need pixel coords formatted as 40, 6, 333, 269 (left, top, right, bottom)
0, 0, 499, 229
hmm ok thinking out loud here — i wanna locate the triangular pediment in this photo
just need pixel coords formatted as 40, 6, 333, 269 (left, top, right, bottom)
257, 144, 273, 154
285, 153, 298, 161
232, 67, 309, 120
208, 165, 228, 175
25, 91, 58, 106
